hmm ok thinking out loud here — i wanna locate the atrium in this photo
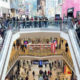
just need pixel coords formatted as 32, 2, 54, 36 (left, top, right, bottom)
0, 0, 80, 80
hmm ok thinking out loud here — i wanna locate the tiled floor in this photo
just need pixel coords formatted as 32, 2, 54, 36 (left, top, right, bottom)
19, 64, 71, 80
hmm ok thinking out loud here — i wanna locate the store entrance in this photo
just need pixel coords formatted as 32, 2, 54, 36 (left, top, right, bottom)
67, 8, 74, 18
67, 12, 73, 18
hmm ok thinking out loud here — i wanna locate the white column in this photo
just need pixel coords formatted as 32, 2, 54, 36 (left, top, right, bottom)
0, 7, 3, 17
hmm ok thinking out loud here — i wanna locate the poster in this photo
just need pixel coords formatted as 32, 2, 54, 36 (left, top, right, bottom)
51, 43, 55, 53
25, 0, 37, 16
46, 0, 55, 18
37, 0, 46, 16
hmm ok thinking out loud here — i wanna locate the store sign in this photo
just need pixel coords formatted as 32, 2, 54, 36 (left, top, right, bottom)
68, 8, 74, 13
51, 43, 55, 53
25, 0, 37, 16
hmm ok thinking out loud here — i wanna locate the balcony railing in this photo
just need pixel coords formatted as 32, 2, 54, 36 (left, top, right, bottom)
62, 52, 74, 72
7, 50, 74, 75
5, 20, 70, 32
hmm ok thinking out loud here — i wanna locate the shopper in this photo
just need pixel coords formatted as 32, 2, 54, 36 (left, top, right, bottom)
32, 71, 35, 77
25, 76, 28, 80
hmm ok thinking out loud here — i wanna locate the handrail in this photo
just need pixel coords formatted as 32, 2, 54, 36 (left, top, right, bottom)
68, 30, 80, 73
7, 51, 74, 75
74, 30, 80, 47
0, 30, 12, 80
62, 52, 74, 72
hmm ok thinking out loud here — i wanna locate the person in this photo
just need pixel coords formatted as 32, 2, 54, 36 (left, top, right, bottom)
61, 39, 64, 44
45, 64, 47, 68
32, 71, 35, 77
26, 15, 30, 27
20, 45, 25, 52
39, 17, 42, 28
39, 70, 43, 75
65, 42, 68, 48
43, 72, 45, 79
59, 42, 61, 49
12, 17, 15, 27
52, 62, 53, 67
48, 71, 50, 76
0, 23, 2, 29
34, 17, 38, 27
26, 16, 29, 21
13, 43, 15, 48
45, 17, 48, 27
23, 19, 25, 28
44, 70, 47, 75
30, 17, 34, 27
44, 17, 47, 27
27, 71, 29, 76
25, 76, 28, 80
65, 47, 68, 52
50, 71, 52, 77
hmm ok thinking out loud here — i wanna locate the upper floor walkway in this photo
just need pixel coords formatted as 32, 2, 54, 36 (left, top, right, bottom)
0, 20, 80, 80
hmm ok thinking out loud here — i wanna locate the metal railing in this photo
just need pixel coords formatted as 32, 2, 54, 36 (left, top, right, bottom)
7, 51, 19, 73
62, 52, 74, 72
74, 29, 80, 47
0, 30, 11, 61
7, 20, 61, 30
0, 30, 7, 55
7, 50, 74, 74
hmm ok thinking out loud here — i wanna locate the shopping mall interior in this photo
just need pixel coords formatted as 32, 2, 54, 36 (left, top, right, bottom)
6, 33, 75, 80
0, 0, 80, 80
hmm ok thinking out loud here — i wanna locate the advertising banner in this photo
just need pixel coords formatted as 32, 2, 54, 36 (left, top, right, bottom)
25, 0, 37, 16
37, 0, 46, 16
46, 0, 55, 18
51, 43, 55, 54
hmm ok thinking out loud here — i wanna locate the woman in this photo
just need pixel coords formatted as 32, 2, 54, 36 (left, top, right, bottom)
37, 0, 46, 16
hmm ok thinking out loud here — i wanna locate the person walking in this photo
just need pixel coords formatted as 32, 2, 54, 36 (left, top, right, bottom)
25, 76, 28, 80
32, 71, 35, 77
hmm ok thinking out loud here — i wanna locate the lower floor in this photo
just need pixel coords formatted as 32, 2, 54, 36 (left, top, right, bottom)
6, 59, 76, 80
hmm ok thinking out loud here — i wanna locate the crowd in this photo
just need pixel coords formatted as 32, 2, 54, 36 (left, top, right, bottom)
0, 15, 80, 29
0, 15, 68, 29
0, 16, 49, 29
6, 59, 65, 80
0, 27, 6, 51
0, 15, 80, 52
13, 38, 69, 54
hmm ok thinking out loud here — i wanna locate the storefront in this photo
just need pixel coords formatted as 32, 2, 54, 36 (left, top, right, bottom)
67, 8, 74, 18
62, 0, 80, 18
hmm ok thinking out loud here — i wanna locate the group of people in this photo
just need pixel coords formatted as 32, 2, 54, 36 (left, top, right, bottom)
0, 16, 49, 29
0, 15, 80, 30
6, 59, 65, 80
38, 70, 52, 80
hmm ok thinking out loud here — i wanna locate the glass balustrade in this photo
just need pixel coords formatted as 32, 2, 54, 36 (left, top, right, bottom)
5, 20, 70, 31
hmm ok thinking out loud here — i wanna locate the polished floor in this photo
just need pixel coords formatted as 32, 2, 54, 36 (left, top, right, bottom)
11, 61, 72, 80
